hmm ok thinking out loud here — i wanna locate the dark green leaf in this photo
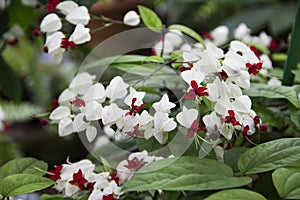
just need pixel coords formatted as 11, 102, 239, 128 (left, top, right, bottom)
138, 6, 163, 32
0, 174, 54, 197
0, 56, 21, 102
244, 84, 299, 108
123, 156, 251, 191
164, 191, 180, 200
168, 24, 205, 47
40, 194, 74, 200
224, 147, 248, 172
0, 157, 48, 180
289, 103, 300, 131
204, 189, 267, 200
272, 167, 300, 199
8, 0, 34, 29
0, 135, 22, 166
238, 138, 300, 174
0, 10, 9, 36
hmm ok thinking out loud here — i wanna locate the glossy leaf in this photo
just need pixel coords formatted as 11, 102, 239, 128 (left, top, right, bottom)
122, 156, 251, 191
168, 24, 205, 47
0, 174, 54, 197
244, 84, 299, 108
238, 138, 300, 174
204, 189, 267, 200
224, 147, 248, 172
144, 56, 165, 63
272, 167, 300, 199
138, 6, 163, 33
0, 157, 48, 180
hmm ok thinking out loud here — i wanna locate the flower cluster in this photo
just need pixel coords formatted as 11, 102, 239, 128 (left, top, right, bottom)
49, 159, 122, 200
152, 29, 270, 142
49, 72, 177, 144
39, 0, 91, 63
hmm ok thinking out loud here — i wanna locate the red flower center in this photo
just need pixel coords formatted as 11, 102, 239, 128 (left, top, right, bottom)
224, 110, 241, 126
125, 157, 146, 172
246, 62, 262, 75
48, 165, 63, 181
185, 80, 209, 99
103, 194, 118, 200
70, 96, 85, 107
250, 45, 260, 59
127, 98, 145, 116
68, 169, 88, 191
48, 98, 58, 112
126, 124, 144, 138
110, 172, 120, 185
186, 120, 206, 140
61, 38, 78, 49
46, 0, 61, 11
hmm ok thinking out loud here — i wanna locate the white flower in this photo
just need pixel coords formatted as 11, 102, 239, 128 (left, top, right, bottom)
222, 51, 245, 76
86, 125, 97, 142
152, 94, 175, 113
123, 10, 140, 26
56, 1, 78, 15
176, 106, 198, 129
83, 83, 106, 103
84, 101, 103, 121
58, 88, 77, 106
2, 24, 24, 42
268, 77, 282, 86
69, 72, 94, 95
180, 67, 205, 86
102, 103, 126, 126
66, 6, 90, 25
124, 87, 146, 106
49, 106, 71, 122
73, 113, 89, 132
44, 31, 65, 55
105, 76, 129, 101
40, 13, 62, 33
209, 25, 229, 46
144, 112, 176, 144
234, 23, 251, 40
69, 24, 91, 45
203, 111, 221, 134
58, 118, 73, 137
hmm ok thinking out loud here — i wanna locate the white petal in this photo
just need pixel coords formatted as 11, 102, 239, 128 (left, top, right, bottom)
58, 88, 77, 105
154, 131, 168, 144
73, 113, 89, 132
152, 94, 175, 113
56, 1, 78, 15
85, 101, 103, 121
66, 6, 90, 25
139, 110, 153, 126
86, 125, 97, 142
69, 24, 91, 45
105, 76, 129, 101
222, 51, 244, 76
45, 31, 65, 54
176, 106, 198, 128
180, 67, 205, 85
123, 11, 140, 26
124, 87, 146, 106
101, 103, 126, 125
40, 13, 62, 33
83, 83, 106, 103
234, 23, 250, 40
58, 118, 73, 136
162, 118, 177, 132
49, 106, 70, 121
210, 25, 229, 46
69, 72, 94, 95
232, 95, 252, 113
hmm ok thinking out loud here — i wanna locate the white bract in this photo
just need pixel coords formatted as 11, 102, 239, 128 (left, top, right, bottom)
123, 10, 140, 26
40, 13, 62, 33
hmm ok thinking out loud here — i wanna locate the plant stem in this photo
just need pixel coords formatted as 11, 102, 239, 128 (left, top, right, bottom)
282, 0, 300, 85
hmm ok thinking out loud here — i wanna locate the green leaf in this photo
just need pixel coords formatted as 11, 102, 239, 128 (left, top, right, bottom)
289, 103, 300, 131
0, 135, 22, 166
0, 174, 54, 197
224, 147, 249, 172
253, 105, 285, 129
138, 6, 163, 32
0, 10, 9, 37
0, 157, 48, 180
168, 24, 205, 47
0, 56, 21, 102
8, 0, 34, 29
164, 191, 180, 200
144, 56, 164, 63
238, 138, 300, 174
282, 1, 300, 85
244, 84, 299, 108
204, 189, 267, 200
40, 194, 77, 200
272, 167, 300, 199
122, 156, 252, 191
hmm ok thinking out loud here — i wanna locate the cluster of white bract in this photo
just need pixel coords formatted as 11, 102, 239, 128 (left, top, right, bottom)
49, 150, 162, 200
49, 159, 122, 200
49, 72, 177, 144
39, 0, 91, 63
